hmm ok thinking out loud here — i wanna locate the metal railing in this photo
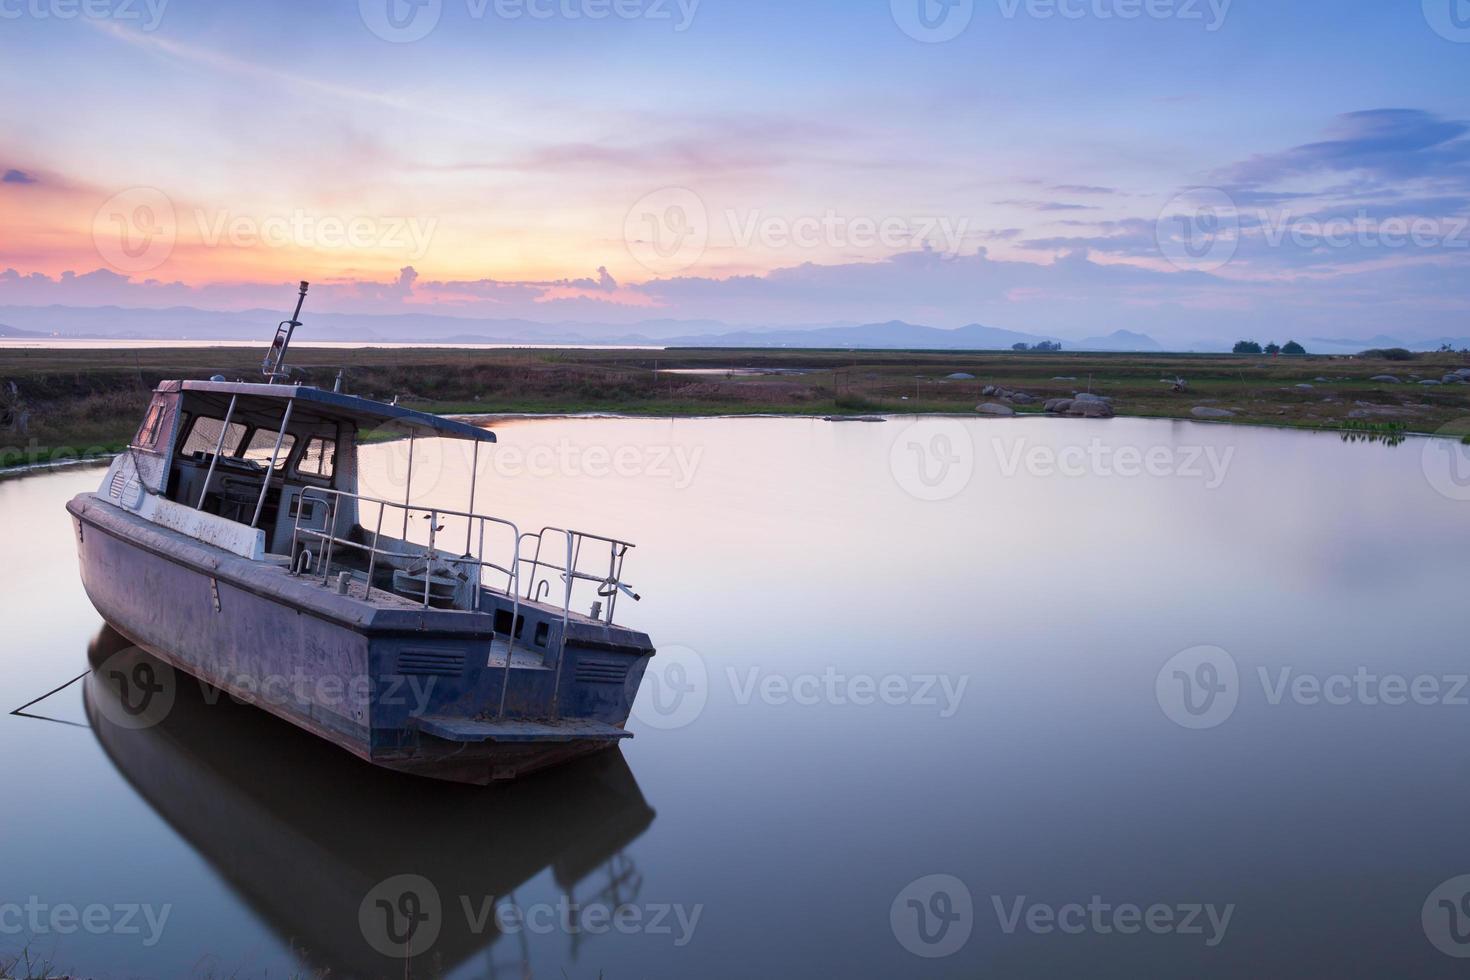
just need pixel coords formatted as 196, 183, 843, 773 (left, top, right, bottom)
287, 486, 639, 626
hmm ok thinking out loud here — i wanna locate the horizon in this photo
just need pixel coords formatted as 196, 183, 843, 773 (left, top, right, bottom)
2, 1, 1468, 346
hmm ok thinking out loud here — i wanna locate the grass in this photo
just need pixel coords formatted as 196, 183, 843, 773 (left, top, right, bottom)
2, 345, 1469, 469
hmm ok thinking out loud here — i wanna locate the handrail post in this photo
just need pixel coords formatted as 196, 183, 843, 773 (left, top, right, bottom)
401, 429, 415, 540
465, 439, 480, 555
195, 395, 238, 509
250, 398, 294, 528
364, 502, 385, 600
549, 529, 574, 718
423, 510, 437, 608
320, 495, 339, 585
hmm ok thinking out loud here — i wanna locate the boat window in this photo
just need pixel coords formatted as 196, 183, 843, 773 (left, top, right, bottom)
241, 428, 297, 469
181, 416, 247, 458
133, 399, 167, 450
297, 436, 336, 479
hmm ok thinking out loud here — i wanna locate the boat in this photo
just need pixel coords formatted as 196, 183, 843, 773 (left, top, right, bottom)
66, 282, 656, 784
84, 626, 656, 976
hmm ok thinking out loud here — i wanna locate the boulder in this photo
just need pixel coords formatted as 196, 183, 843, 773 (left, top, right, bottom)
1294, 384, 1314, 389
1073, 392, 1111, 404
977, 402, 1015, 416
1420, 380, 1443, 386
1443, 374, 1464, 384
1456, 368, 1470, 379
981, 385, 996, 396
1052, 376, 1077, 381
1191, 407, 1236, 419
1008, 393, 1037, 405
946, 372, 976, 380
1067, 400, 1114, 418
1043, 398, 1074, 414
1370, 375, 1401, 383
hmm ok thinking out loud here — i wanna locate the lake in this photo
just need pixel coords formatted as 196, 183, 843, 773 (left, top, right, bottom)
4, 415, 1470, 978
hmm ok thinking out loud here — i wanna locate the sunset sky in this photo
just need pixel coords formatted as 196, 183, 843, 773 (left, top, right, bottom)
2, 0, 1469, 343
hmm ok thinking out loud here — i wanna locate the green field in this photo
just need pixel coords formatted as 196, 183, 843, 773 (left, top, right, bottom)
3, 345, 1469, 469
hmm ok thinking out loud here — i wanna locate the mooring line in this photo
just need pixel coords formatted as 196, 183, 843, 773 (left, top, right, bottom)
8, 669, 92, 727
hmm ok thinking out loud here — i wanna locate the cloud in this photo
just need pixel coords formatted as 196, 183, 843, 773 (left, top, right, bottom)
995, 199, 1100, 212
2, 169, 38, 185
1219, 109, 1470, 187
1051, 184, 1116, 195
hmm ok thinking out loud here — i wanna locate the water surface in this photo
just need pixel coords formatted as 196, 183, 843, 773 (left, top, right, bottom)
3, 416, 1469, 978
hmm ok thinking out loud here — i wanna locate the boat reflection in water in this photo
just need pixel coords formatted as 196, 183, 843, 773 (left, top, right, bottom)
84, 626, 657, 977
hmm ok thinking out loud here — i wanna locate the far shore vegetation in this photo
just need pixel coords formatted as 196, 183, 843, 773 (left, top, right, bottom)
3, 344, 1470, 470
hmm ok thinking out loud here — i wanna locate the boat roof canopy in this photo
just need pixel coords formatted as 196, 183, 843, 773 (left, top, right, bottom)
166, 380, 496, 443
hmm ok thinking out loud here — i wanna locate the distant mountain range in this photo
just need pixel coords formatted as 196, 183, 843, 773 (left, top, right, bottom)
1, 304, 1465, 354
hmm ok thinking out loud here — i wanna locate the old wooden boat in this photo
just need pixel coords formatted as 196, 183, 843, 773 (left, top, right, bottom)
67, 283, 655, 784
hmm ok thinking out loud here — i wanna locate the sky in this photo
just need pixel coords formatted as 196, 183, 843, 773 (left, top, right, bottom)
1, 0, 1469, 345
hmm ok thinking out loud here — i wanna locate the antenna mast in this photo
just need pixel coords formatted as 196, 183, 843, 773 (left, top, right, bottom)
262, 281, 310, 384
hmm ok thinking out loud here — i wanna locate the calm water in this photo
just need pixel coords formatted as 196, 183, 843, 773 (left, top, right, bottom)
4, 416, 1470, 978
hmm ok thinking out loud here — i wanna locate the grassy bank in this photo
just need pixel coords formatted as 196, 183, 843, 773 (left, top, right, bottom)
3, 345, 1470, 467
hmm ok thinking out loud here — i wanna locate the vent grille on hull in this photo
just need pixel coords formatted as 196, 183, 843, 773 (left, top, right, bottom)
398, 649, 465, 676
109, 470, 127, 499
576, 658, 629, 685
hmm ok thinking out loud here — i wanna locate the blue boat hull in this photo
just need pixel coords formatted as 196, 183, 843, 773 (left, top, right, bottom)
68, 493, 655, 784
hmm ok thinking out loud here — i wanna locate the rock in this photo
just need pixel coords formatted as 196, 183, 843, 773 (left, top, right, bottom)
1456, 368, 1470, 379
945, 372, 976, 380
977, 402, 1015, 416
1370, 375, 1402, 383
1043, 398, 1074, 414
1009, 393, 1036, 405
1295, 384, 1314, 389
1314, 377, 1330, 383
1443, 374, 1464, 384
1052, 376, 1077, 381
1191, 407, 1236, 419
1067, 400, 1114, 418
1073, 392, 1111, 404
981, 385, 996, 396
1420, 380, 1443, 386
